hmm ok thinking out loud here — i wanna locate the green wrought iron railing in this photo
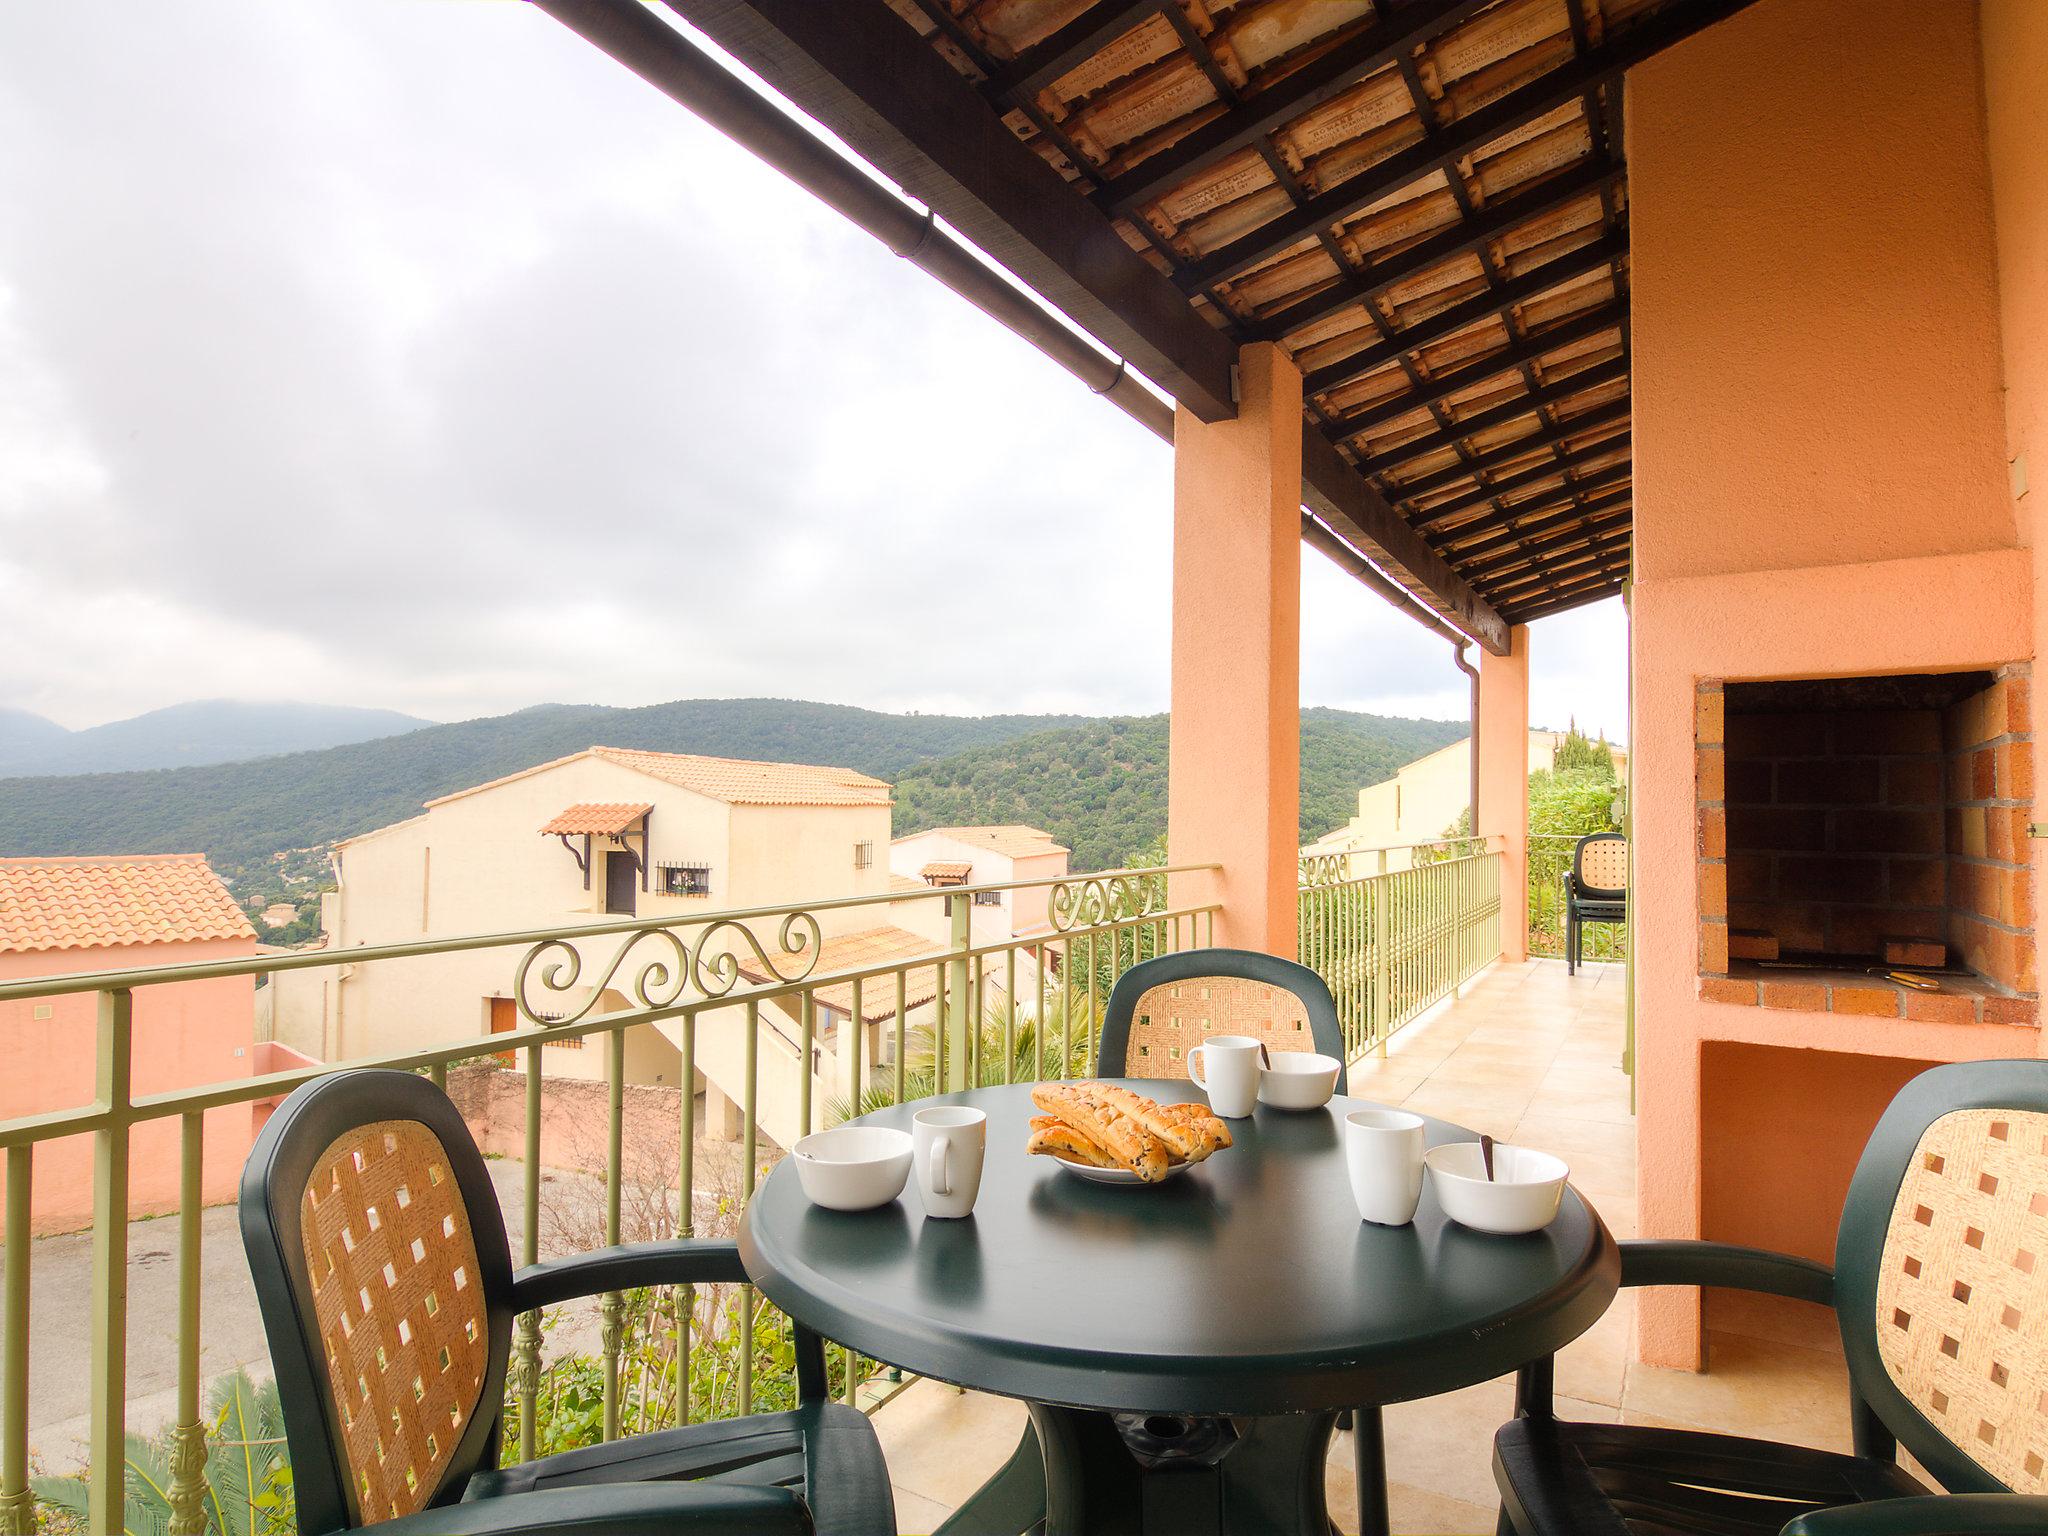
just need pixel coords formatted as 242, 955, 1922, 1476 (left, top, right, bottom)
1527, 832, 1628, 962
1295, 842, 1505, 1057
0, 866, 1218, 1535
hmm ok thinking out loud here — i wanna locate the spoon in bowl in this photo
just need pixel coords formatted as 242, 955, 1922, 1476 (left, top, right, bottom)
1480, 1134, 1496, 1182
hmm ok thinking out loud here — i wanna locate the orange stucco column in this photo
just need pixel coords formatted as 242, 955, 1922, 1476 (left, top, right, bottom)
1167, 341, 1302, 955
1478, 626, 1532, 962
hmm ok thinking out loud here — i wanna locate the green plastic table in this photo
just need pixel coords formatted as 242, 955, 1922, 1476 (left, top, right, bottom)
738, 1081, 1618, 1536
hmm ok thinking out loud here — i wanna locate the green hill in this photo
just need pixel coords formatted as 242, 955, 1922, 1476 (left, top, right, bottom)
0, 697, 1463, 888
893, 708, 1467, 870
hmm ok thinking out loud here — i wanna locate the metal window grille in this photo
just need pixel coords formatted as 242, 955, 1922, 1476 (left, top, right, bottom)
853, 840, 873, 870
658, 862, 712, 897
972, 888, 1002, 907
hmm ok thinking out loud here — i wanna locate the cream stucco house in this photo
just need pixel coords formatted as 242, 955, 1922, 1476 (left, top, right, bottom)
269, 746, 933, 1147
1304, 729, 1628, 873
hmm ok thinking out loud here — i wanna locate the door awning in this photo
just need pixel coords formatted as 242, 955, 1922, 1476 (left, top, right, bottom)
538, 802, 652, 837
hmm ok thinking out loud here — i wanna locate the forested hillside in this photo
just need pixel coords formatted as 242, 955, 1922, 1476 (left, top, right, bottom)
893, 708, 1466, 869
0, 697, 1463, 885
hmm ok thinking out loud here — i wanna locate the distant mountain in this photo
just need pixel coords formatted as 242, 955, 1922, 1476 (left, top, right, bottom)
0, 708, 70, 765
0, 700, 433, 775
0, 698, 1086, 875
0, 697, 1462, 884
892, 708, 1467, 870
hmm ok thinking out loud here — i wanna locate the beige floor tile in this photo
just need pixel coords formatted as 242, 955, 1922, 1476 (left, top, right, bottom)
871, 1381, 1028, 1509
1708, 1289, 1843, 1356
890, 1486, 955, 1535
1555, 1291, 1634, 1408
1622, 1330, 1856, 1454
1378, 1375, 1518, 1509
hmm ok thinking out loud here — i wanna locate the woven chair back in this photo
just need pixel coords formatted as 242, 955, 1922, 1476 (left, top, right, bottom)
301, 1118, 493, 1521
1869, 1108, 2048, 1493
1574, 834, 1627, 894
1123, 977, 1318, 1079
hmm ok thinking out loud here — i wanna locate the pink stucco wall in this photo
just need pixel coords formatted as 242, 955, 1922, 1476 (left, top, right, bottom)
1629, 0, 2035, 1367
1479, 628, 1531, 962
0, 937, 258, 1233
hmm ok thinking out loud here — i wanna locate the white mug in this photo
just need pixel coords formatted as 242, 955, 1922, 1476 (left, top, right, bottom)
912, 1105, 986, 1219
1345, 1108, 1426, 1226
1187, 1035, 1271, 1119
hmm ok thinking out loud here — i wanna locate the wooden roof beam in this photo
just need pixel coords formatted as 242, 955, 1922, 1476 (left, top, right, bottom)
1445, 497, 1632, 563
1502, 580, 1628, 622
1094, 0, 1492, 220
984, 0, 1168, 99
1245, 157, 1625, 343
1499, 561, 1631, 614
1435, 483, 1634, 551
1182, 0, 1760, 290
1327, 300, 1627, 439
1388, 395, 1630, 498
1303, 229, 1627, 396
1423, 460, 1633, 534
1354, 355, 1630, 473
1459, 517, 1632, 579
1412, 447, 1630, 527
670, 0, 1240, 421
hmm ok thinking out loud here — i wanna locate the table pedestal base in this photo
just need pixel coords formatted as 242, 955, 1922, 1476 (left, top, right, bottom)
938, 1406, 1370, 1536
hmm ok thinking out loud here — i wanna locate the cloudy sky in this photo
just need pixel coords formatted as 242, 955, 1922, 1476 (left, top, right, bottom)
0, 2, 1627, 741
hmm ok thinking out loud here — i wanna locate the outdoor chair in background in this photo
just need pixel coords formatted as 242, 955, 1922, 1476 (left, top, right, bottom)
1494, 1059, 2048, 1535
1563, 831, 1628, 974
239, 1069, 895, 1536
1096, 948, 1348, 1090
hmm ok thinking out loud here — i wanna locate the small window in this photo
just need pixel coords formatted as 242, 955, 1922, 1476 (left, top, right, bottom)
972, 888, 1002, 907
658, 862, 712, 897
853, 840, 873, 870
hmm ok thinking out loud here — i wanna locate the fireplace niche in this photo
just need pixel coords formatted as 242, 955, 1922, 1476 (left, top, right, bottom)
1697, 668, 2036, 1023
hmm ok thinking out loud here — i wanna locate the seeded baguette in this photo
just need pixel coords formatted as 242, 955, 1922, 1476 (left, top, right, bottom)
1095, 1084, 1211, 1162
1031, 1082, 1170, 1181
1159, 1103, 1232, 1159
1026, 1124, 1118, 1166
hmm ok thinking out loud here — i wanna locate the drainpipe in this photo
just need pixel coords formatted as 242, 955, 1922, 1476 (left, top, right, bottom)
533, 0, 1482, 651
1452, 642, 1480, 839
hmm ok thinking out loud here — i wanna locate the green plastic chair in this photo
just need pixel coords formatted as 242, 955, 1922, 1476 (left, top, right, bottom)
239, 1070, 895, 1536
1495, 1059, 2048, 1534
1096, 948, 1348, 1090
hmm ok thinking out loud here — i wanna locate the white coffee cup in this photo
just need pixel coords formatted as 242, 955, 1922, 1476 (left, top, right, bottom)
1345, 1108, 1426, 1226
912, 1105, 986, 1219
1187, 1035, 1271, 1119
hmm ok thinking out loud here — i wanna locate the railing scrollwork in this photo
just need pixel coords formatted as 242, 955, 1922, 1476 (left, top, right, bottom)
514, 911, 824, 1025
1297, 852, 1352, 888
1049, 871, 1167, 932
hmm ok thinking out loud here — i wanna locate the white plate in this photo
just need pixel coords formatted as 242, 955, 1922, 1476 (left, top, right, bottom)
1051, 1153, 1190, 1185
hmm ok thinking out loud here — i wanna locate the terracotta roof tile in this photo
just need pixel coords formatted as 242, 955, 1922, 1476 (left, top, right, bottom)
733, 925, 942, 1024
0, 854, 255, 955
426, 747, 891, 810
538, 803, 652, 837
896, 825, 1068, 857
920, 861, 974, 882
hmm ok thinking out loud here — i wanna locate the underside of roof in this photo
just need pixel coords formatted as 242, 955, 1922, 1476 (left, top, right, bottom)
562, 0, 1756, 643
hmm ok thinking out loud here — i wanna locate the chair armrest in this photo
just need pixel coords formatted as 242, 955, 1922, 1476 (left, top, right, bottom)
1780, 1495, 2048, 1535
1620, 1240, 1834, 1306
354, 1483, 812, 1535
512, 1240, 748, 1313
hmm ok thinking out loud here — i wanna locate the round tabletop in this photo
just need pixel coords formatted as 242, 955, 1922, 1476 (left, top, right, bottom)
738, 1080, 1619, 1417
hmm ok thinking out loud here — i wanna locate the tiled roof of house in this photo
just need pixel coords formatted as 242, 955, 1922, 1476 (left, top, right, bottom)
920, 861, 973, 882
425, 747, 891, 810
888, 874, 925, 895
896, 825, 1069, 858
0, 854, 256, 955
538, 803, 652, 837
732, 925, 942, 1024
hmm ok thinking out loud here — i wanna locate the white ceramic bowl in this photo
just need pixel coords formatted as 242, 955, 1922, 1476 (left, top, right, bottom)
1258, 1051, 1342, 1110
1424, 1141, 1569, 1234
792, 1126, 913, 1212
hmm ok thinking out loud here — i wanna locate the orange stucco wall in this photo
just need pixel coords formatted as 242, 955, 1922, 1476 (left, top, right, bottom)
1479, 627, 1531, 962
0, 937, 258, 1233
1629, 0, 2035, 1367
1168, 340, 1302, 954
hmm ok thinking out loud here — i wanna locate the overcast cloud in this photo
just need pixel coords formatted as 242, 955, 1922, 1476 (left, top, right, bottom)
0, 2, 1627, 742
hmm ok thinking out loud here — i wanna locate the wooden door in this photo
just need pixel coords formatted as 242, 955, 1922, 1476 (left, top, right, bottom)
489, 996, 517, 1067
605, 851, 638, 916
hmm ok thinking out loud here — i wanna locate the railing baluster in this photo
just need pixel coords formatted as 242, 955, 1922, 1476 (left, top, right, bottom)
846, 979, 863, 1124
800, 993, 815, 1137
675, 1013, 696, 1428
89, 986, 132, 1536
2, 1146, 32, 1536
600, 1028, 625, 1442
893, 972, 907, 1105
1003, 949, 1017, 1085
740, 1000, 759, 1418
516, 1042, 543, 1459
166, 1114, 207, 1535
